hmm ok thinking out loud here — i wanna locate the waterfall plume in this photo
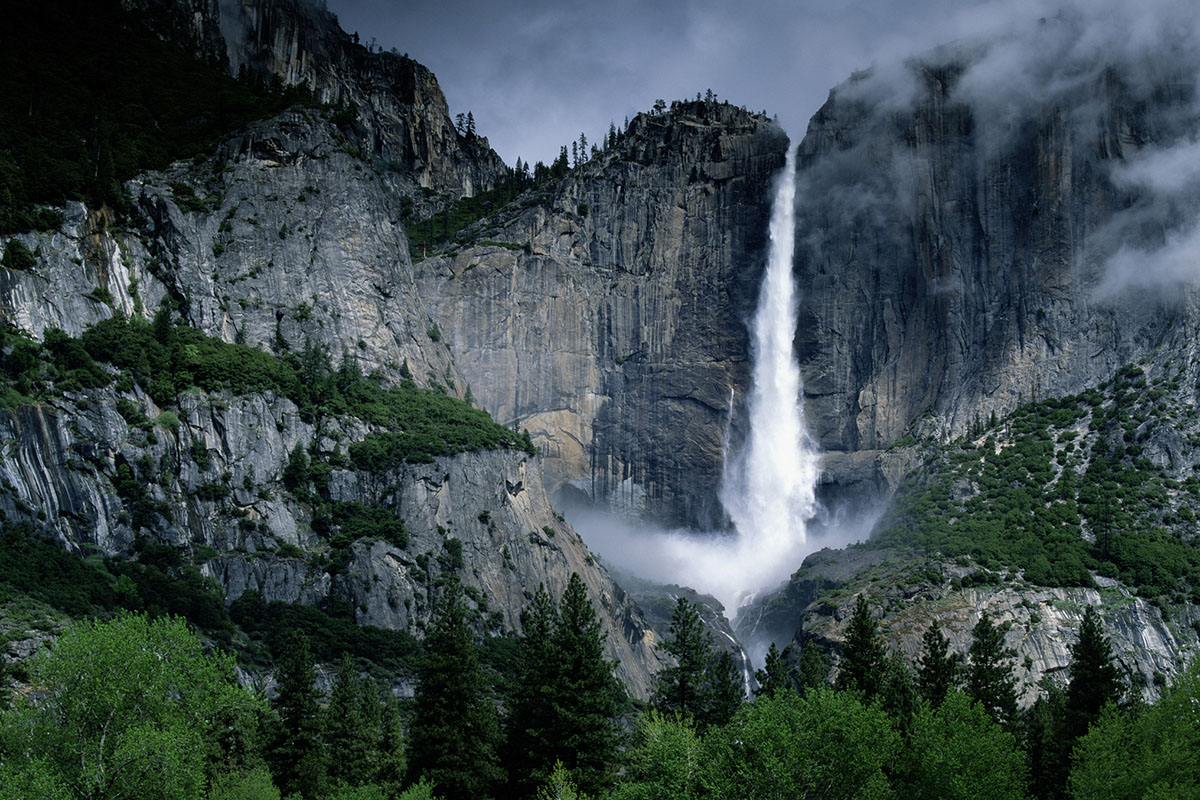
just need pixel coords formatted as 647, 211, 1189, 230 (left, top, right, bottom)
568, 143, 822, 624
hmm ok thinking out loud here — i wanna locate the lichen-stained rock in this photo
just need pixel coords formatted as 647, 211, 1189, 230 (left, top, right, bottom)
415, 102, 788, 526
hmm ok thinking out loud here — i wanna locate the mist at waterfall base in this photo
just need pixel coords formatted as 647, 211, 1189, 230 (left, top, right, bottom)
568, 146, 876, 664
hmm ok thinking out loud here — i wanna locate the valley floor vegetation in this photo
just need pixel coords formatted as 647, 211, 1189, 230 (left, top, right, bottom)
3, 570, 1197, 799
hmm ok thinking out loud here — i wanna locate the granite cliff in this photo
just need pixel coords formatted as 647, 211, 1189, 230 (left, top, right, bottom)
0, 0, 666, 697
742, 12, 1200, 697
793, 17, 1200, 500
414, 101, 787, 526
4, 0, 1200, 704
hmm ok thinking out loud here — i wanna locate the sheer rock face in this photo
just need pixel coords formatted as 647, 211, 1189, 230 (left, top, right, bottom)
415, 103, 789, 526
0, 388, 664, 697
0, 111, 462, 397
793, 32, 1200, 496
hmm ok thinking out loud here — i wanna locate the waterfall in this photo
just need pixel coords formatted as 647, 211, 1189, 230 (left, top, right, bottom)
717, 143, 821, 615
566, 143, 822, 630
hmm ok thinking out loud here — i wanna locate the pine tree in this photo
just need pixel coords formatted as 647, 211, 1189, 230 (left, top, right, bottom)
1065, 606, 1124, 740
966, 611, 1019, 728
879, 650, 919, 734
836, 595, 887, 701
554, 573, 623, 795
504, 577, 623, 797
465, 111, 475, 137
653, 597, 712, 720
408, 578, 503, 800
377, 687, 407, 796
916, 623, 959, 707
702, 649, 745, 727
356, 675, 384, 776
1024, 680, 1070, 800
502, 584, 562, 800
267, 631, 328, 799
796, 642, 831, 695
753, 642, 792, 698
325, 654, 375, 787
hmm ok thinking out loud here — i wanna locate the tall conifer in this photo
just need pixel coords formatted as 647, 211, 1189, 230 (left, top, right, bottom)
702, 649, 746, 727
754, 642, 792, 698
408, 578, 502, 800
653, 597, 712, 720
966, 611, 1019, 728
917, 623, 959, 707
504, 576, 623, 798
836, 595, 887, 701
267, 631, 328, 799
555, 573, 623, 795
1065, 606, 1124, 739
502, 584, 562, 799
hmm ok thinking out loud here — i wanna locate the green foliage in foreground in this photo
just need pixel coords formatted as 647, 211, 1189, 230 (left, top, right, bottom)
4, 588, 1197, 800
0, 614, 262, 800
869, 363, 1200, 600
1070, 661, 1200, 799
702, 689, 899, 800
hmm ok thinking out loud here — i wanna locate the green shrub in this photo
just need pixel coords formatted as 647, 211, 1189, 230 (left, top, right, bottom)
154, 411, 179, 432
2, 240, 36, 270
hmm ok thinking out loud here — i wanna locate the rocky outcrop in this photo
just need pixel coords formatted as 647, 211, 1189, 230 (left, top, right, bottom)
739, 548, 1200, 705
0, 109, 461, 396
0, 385, 664, 696
415, 102, 788, 525
220, 0, 507, 196
121, 0, 229, 68
0, 1, 673, 698
791, 20, 1200, 497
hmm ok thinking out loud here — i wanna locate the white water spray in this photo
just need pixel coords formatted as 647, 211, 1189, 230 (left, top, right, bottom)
570, 143, 822, 624
716, 142, 821, 613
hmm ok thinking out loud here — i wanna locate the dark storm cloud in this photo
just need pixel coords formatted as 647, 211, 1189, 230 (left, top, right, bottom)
325, 0, 1200, 303
324, 0, 1041, 164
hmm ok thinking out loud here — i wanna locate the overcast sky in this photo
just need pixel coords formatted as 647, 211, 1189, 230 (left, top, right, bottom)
323, 0, 1128, 166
